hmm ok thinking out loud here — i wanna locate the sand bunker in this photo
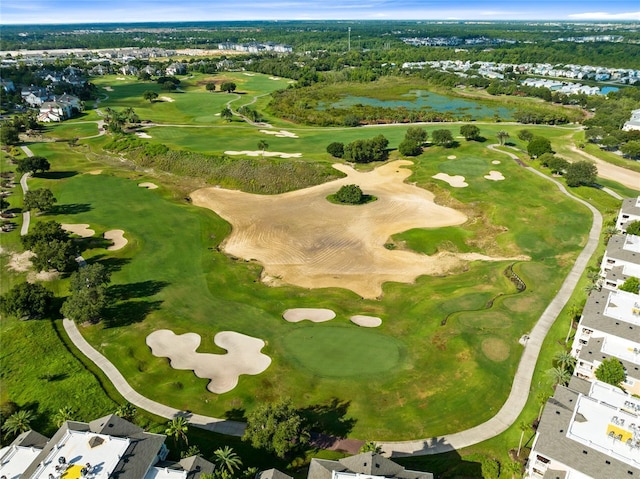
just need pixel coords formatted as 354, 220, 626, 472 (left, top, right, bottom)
350, 315, 382, 328
104, 86, 114, 92
491, 160, 501, 165
104, 229, 127, 251
28, 270, 59, 283
160, 96, 175, 102
259, 129, 299, 138
269, 76, 281, 80
135, 132, 152, 139
484, 171, 505, 181
224, 150, 302, 158
116, 77, 126, 80
62, 224, 95, 238
243, 72, 255, 76
432, 173, 468, 188
8, 251, 35, 272
283, 308, 336, 323
146, 329, 271, 394
138, 182, 158, 189
87, 169, 102, 175
447, 155, 457, 160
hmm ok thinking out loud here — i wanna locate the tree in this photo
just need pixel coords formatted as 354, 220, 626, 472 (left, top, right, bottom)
257, 140, 268, 157
516, 421, 529, 457
221, 107, 233, 122
165, 416, 189, 446
220, 82, 237, 93
496, 130, 510, 146
565, 161, 598, 187
626, 221, 640, 236
23, 188, 56, 213
547, 156, 569, 175
16, 156, 50, 175
398, 139, 422, 156
21, 220, 70, 250
432, 129, 454, 147
213, 446, 243, 475
621, 140, 640, 160
335, 184, 363, 204
0, 282, 53, 319
61, 264, 111, 323
359, 441, 383, 453
548, 366, 571, 387
205, 83, 216, 92
0, 125, 20, 146
53, 406, 75, 427
243, 399, 309, 458
460, 124, 480, 141
2, 410, 33, 439
517, 129, 533, 142
527, 137, 553, 158
115, 402, 137, 422
343, 135, 388, 163
595, 358, 626, 387
181, 445, 202, 459
405, 126, 427, 144
326, 142, 344, 158
143, 90, 158, 103
32, 238, 77, 272
554, 350, 576, 371
619, 276, 640, 294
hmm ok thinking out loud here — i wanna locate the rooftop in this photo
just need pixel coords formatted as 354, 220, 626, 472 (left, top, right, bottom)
603, 290, 640, 326
0, 445, 43, 479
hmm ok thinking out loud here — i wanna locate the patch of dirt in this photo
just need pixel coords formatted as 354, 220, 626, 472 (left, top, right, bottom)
481, 337, 510, 362
8, 251, 35, 272
28, 270, 60, 282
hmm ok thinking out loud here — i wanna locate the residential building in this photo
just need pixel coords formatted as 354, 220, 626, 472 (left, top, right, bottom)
166, 63, 187, 76
601, 234, 640, 277
624, 110, 640, 132
617, 197, 640, 231
307, 452, 433, 479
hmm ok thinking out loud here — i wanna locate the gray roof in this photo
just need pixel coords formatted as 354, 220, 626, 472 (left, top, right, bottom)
620, 197, 640, 219
579, 289, 640, 343
542, 468, 567, 479
605, 234, 640, 265
604, 265, 629, 286
10, 429, 49, 448
257, 468, 294, 479
568, 376, 593, 396
533, 386, 640, 479
151, 456, 214, 479
89, 413, 144, 436
578, 336, 640, 381
308, 453, 433, 479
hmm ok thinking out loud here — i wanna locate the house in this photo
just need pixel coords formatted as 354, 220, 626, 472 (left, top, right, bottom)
623, 110, 640, 132
617, 197, 640, 232
1, 414, 214, 479
166, 62, 187, 76
601, 234, 640, 277
526, 379, 640, 478
21, 86, 49, 107
307, 452, 433, 479
121, 65, 139, 76
38, 101, 72, 122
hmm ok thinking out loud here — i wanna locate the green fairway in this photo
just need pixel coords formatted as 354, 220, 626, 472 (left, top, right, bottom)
281, 325, 402, 377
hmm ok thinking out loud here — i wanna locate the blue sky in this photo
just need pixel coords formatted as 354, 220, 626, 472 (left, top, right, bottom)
1, 0, 639, 24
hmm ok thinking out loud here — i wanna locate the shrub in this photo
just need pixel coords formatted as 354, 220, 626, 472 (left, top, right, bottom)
398, 139, 422, 156
335, 184, 363, 204
326, 142, 344, 158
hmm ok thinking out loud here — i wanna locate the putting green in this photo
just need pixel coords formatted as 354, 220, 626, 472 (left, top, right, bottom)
281, 326, 402, 377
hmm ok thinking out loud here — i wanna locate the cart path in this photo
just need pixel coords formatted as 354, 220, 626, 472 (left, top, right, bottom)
19, 146, 33, 236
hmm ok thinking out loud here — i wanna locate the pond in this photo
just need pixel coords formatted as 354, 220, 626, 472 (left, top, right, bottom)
600, 86, 619, 95
321, 89, 515, 120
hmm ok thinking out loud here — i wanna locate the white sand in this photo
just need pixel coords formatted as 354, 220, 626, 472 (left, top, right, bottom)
432, 173, 468, 188
224, 150, 302, 158
447, 155, 457, 160
87, 170, 102, 175
492, 160, 501, 165
62, 223, 95, 238
28, 270, 59, 282
160, 96, 175, 103
138, 182, 158, 189
283, 308, 336, 323
135, 132, 152, 139
8, 251, 35, 272
105, 229, 127, 251
243, 72, 255, 76
116, 77, 126, 80
350, 315, 382, 328
484, 170, 505, 181
146, 329, 271, 394
259, 129, 299, 138
104, 86, 114, 92
269, 76, 281, 80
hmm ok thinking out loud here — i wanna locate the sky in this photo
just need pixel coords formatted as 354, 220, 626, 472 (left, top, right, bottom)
1, 0, 640, 24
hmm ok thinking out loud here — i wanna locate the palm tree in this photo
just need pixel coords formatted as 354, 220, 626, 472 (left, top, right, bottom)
212, 446, 243, 475
1, 409, 34, 439
53, 406, 75, 427
503, 460, 522, 479
565, 303, 582, 343
548, 366, 571, 387
536, 391, 549, 421
257, 140, 268, 157
497, 130, 510, 146
359, 441, 383, 453
554, 350, 576, 371
115, 402, 137, 422
517, 421, 529, 456
165, 416, 189, 446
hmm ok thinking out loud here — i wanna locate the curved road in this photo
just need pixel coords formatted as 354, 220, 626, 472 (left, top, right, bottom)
61, 144, 604, 456
19, 146, 33, 236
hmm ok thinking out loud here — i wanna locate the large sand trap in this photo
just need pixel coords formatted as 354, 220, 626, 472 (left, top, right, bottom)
136, 132, 152, 139
104, 86, 114, 91
259, 129, 299, 138
283, 308, 336, 323
105, 229, 127, 251
62, 223, 95, 238
350, 315, 382, 328
193, 160, 508, 298
146, 329, 271, 394
224, 150, 302, 158
484, 171, 505, 181
8, 251, 35, 272
87, 169, 102, 175
138, 182, 158, 189
432, 173, 468, 188
160, 96, 175, 102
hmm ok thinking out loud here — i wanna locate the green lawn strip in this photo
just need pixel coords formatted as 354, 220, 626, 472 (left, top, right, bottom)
44, 121, 100, 140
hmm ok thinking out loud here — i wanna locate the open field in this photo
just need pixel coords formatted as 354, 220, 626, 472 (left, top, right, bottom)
2, 72, 639, 446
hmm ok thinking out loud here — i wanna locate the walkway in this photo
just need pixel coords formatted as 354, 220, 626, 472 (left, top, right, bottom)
379, 146, 603, 456
19, 146, 33, 236
63, 319, 246, 437
60, 144, 605, 456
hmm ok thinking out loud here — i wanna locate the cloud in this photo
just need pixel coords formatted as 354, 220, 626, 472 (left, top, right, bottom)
568, 11, 640, 20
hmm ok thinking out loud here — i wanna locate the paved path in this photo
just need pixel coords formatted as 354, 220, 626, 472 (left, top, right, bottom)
19, 146, 33, 236
63, 319, 246, 437
61, 143, 604, 456
379, 146, 603, 457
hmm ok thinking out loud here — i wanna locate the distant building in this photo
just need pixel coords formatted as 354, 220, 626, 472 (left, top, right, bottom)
623, 109, 640, 132
308, 452, 433, 479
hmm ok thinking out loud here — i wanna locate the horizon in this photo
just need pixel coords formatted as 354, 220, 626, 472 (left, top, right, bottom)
1, 0, 640, 25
